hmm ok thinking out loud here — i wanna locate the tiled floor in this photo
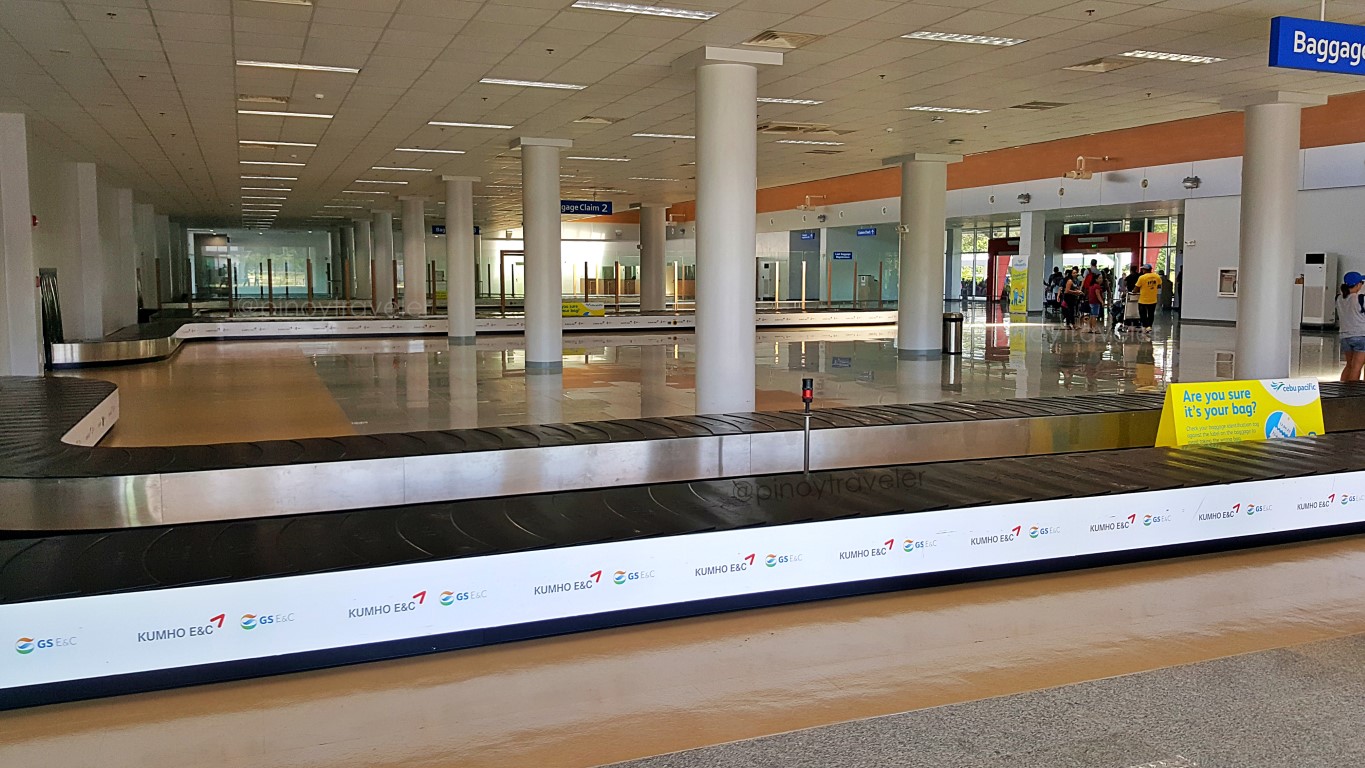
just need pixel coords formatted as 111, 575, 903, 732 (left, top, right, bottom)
69, 312, 1348, 447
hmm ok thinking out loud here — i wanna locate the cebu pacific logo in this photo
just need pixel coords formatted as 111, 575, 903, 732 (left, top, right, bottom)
15, 637, 35, 655
240, 614, 258, 630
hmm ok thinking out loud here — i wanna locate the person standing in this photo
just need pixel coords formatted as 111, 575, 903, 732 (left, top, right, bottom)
1135, 264, 1162, 335
1338, 271, 1365, 382
1062, 267, 1084, 330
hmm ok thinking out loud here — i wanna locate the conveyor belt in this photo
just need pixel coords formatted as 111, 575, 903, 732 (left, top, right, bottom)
5, 376, 1365, 530
5, 431, 1365, 709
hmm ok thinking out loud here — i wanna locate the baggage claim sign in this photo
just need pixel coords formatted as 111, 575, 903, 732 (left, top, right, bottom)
1270, 16, 1365, 75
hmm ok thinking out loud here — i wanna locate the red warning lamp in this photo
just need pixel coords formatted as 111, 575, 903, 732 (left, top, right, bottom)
801, 378, 813, 406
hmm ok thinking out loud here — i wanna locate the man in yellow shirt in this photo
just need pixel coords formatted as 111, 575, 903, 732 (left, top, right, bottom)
1135, 264, 1163, 334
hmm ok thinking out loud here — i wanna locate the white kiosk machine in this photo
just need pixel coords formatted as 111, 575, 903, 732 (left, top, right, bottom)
1302, 253, 1338, 327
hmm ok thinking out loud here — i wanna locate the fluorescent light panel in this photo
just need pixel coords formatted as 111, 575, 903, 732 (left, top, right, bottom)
371, 166, 433, 172
902, 31, 1025, 46
396, 147, 466, 154
479, 77, 585, 90
633, 132, 695, 139
1118, 50, 1224, 64
242, 195, 287, 200
239, 140, 318, 147
240, 160, 305, 167
776, 139, 844, 145
238, 110, 333, 119
352, 179, 408, 184
905, 105, 990, 114
758, 97, 824, 105
324, 205, 363, 209
241, 175, 298, 180
341, 190, 386, 194
242, 186, 292, 191
629, 176, 679, 181
428, 121, 513, 129
569, 1, 716, 20
567, 156, 630, 162
237, 60, 360, 74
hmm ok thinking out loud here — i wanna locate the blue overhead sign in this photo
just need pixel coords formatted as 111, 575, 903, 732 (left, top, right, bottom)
799, 231, 816, 241
561, 200, 613, 215
1269, 16, 1365, 75
832, 251, 853, 260
431, 224, 446, 235
856, 227, 877, 236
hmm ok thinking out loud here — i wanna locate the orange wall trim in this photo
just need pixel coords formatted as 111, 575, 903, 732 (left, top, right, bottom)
580, 90, 1365, 225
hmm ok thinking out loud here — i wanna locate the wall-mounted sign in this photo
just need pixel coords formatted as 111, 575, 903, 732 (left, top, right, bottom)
561, 200, 613, 215
799, 232, 816, 241
831, 356, 852, 368
473, 225, 480, 236
856, 227, 877, 237
431, 224, 446, 235
832, 251, 854, 260
1269, 16, 1365, 75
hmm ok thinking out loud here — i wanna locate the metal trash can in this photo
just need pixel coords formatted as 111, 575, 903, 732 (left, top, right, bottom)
941, 312, 964, 355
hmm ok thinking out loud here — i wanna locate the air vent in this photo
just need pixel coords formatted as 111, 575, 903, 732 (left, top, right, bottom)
743, 30, 823, 49
1063, 58, 1138, 73
238, 94, 288, 105
574, 116, 618, 124
758, 121, 836, 135
1011, 101, 1069, 110
805, 149, 843, 155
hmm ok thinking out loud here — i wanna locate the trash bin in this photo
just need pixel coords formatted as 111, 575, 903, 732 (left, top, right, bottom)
941, 312, 964, 355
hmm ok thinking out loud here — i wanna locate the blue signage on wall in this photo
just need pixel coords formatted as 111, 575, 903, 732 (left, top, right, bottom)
856, 227, 877, 236
832, 251, 853, 260
431, 224, 446, 235
799, 231, 816, 241
1269, 16, 1365, 75
561, 200, 613, 215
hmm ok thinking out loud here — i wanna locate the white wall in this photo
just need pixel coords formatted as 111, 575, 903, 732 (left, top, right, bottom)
1181, 196, 1241, 323
27, 137, 88, 339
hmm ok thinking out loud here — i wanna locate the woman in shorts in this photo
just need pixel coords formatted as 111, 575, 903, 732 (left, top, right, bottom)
1338, 271, 1365, 382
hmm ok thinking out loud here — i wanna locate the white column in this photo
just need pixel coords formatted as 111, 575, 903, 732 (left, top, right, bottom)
340, 224, 355, 299
884, 152, 961, 359
110, 188, 137, 328
638, 203, 667, 313
513, 137, 572, 372
1019, 210, 1047, 312
1227, 92, 1324, 379
371, 210, 395, 314
154, 213, 171, 309
444, 175, 479, 343
353, 218, 372, 304
71, 162, 103, 339
400, 196, 428, 315
0, 112, 40, 374
134, 202, 156, 309
677, 47, 783, 414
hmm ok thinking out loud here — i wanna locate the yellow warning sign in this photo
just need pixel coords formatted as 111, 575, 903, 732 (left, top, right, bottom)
1155, 378, 1324, 448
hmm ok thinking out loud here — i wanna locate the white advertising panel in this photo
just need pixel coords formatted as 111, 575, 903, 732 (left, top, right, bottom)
5, 471, 1365, 693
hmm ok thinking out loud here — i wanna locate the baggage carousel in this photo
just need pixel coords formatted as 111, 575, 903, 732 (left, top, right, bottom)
3, 375, 1365, 709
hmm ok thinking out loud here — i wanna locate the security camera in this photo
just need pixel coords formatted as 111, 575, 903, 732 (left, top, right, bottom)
895, 224, 910, 234
817, 214, 828, 223
1017, 193, 1032, 204
1182, 176, 1201, 190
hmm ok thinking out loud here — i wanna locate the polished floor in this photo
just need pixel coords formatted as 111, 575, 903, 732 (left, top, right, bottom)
4, 536, 1365, 768
69, 312, 1347, 447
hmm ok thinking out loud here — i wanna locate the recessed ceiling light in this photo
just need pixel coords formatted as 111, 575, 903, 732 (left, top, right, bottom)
428, 121, 514, 129
905, 106, 990, 114
241, 175, 298, 180
242, 186, 292, 191
633, 132, 695, 139
371, 166, 433, 172
479, 77, 585, 90
239, 140, 318, 147
236, 60, 360, 74
758, 97, 824, 105
569, 1, 717, 20
902, 31, 1025, 46
238, 109, 333, 119
353, 179, 408, 184
242, 195, 287, 200
567, 156, 631, 162
240, 160, 306, 166
775, 139, 844, 146
629, 176, 679, 181
1118, 50, 1224, 64
396, 147, 466, 154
